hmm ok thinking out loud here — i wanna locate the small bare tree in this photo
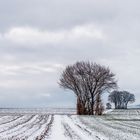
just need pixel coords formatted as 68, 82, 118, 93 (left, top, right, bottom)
106, 103, 112, 109
108, 90, 135, 109
59, 61, 117, 115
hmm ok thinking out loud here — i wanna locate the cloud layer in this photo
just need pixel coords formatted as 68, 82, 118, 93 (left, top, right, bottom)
0, 0, 140, 107
2, 25, 104, 45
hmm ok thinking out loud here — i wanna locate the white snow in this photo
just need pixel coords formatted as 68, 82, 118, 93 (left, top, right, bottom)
0, 109, 139, 140
48, 115, 68, 140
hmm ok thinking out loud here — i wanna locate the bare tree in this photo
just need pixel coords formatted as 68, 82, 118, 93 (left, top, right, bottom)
108, 90, 135, 109
59, 61, 117, 115
106, 103, 112, 109
95, 94, 104, 115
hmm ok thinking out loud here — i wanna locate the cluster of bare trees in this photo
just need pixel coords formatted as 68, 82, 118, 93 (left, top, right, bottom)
108, 90, 135, 109
59, 61, 117, 115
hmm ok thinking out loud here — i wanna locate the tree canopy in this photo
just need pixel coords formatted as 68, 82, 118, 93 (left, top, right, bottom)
59, 61, 117, 115
108, 90, 135, 109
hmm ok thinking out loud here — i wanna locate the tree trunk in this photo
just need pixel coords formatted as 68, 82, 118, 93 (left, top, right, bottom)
91, 94, 94, 115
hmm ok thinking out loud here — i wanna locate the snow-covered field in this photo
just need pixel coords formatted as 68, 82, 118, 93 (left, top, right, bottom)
0, 108, 140, 140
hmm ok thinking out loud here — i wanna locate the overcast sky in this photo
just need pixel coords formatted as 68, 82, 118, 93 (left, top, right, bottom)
0, 0, 140, 108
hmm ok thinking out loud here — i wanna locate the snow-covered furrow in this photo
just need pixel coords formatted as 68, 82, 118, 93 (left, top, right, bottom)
0, 115, 53, 140
0, 116, 15, 123
0, 115, 37, 139
77, 115, 140, 140
62, 122, 80, 140
27, 115, 49, 139
69, 116, 108, 140
0, 109, 139, 140
0, 115, 22, 126
47, 115, 67, 140
105, 118, 140, 129
17, 115, 46, 139
36, 115, 54, 140
105, 113, 140, 120
5, 115, 41, 139
96, 117, 140, 138
4, 115, 36, 136
0, 115, 26, 133
120, 120, 140, 128
109, 109, 140, 116
64, 116, 95, 140
29, 115, 51, 139
19, 115, 53, 140
49, 115, 104, 140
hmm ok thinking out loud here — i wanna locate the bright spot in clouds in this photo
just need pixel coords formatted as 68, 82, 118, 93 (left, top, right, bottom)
3, 24, 104, 45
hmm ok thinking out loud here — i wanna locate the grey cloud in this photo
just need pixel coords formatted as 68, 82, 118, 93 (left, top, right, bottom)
0, 0, 140, 107
0, 0, 117, 31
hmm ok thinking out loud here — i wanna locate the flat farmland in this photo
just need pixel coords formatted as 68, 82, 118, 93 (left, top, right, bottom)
0, 109, 140, 140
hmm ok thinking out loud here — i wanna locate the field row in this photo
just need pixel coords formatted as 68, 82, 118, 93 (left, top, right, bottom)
0, 109, 140, 140
0, 114, 54, 140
